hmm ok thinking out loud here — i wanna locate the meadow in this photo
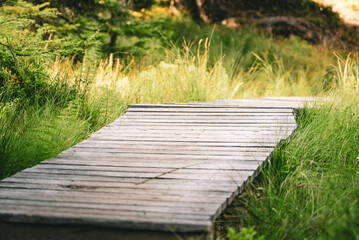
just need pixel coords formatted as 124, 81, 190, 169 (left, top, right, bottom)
0, 4, 358, 239
224, 56, 359, 239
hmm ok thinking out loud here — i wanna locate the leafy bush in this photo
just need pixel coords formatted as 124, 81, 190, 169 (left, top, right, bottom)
228, 227, 264, 240
0, 1, 99, 102
0, 2, 54, 101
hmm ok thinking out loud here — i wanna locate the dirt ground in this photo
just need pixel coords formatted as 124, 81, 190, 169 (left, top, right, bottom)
314, 0, 359, 27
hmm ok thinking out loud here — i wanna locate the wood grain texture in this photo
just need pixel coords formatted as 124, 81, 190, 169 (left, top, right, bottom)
0, 98, 307, 237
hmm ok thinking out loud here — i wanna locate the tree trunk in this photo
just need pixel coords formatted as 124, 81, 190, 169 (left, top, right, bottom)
108, 12, 117, 48
108, 32, 118, 48
174, 0, 234, 23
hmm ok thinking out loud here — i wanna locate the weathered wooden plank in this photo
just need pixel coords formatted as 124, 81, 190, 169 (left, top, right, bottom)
1, 177, 241, 190
0, 207, 213, 232
58, 147, 274, 155
121, 115, 293, 120
125, 109, 294, 114
0, 188, 226, 204
0, 177, 241, 190
14, 170, 250, 184
110, 122, 297, 128
30, 165, 174, 173
0, 205, 213, 225
125, 107, 294, 115
58, 150, 272, 159
0, 184, 233, 205
88, 131, 289, 138
0, 199, 214, 216
94, 127, 291, 135
7, 174, 244, 191
123, 112, 294, 117
72, 139, 278, 145
0, 181, 233, 196
2, 181, 243, 210
56, 155, 269, 163
127, 104, 294, 109
0, 187, 235, 220
39, 160, 266, 170
96, 129, 295, 136
72, 142, 278, 150
2, 174, 249, 210
68, 147, 274, 156
0, 100, 300, 235
84, 138, 283, 146
104, 123, 295, 128
32, 163, 262, 172
102, 125, 296, 132
6, 176, 243, 194
115, 119, 296, 124
71, 144, 276, 152
65, 141, 276, 150
100, 128, 295, 134
22, 168, 252, 181
89, 132, 289, 140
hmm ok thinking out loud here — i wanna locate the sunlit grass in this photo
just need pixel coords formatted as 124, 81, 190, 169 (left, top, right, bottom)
48, 35, 335, 104
1, 3, 358, 239
1, 9, 359, 239
227, 54, 359, 239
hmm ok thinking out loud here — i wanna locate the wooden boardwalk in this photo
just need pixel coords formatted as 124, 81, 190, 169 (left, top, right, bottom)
0, 97, 312, 239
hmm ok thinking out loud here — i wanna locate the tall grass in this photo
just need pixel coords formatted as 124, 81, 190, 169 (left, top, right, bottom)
0, 9, 358, 238
0, 78, 120, 178
0, 37, 232, 178
0, 15, 352, 184
227, 55, 359, 239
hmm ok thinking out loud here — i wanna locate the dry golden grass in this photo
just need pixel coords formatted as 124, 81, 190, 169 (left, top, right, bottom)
48, 43, 318, 106
48, 40, 238, 104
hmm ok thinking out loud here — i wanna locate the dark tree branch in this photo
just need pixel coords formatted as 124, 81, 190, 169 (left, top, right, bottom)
0, 18, 17, 25
79, 26, 106, 33
0, 42, 18, 69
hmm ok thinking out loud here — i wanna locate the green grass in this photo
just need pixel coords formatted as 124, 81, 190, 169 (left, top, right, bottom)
226, 57, 359, 239
231, 98, 359, 239
0, 80, 127, 178
0, 8, 359, 239
161, 16, 335, 85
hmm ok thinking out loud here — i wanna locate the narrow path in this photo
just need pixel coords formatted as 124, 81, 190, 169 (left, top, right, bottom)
0, 97, 313, 239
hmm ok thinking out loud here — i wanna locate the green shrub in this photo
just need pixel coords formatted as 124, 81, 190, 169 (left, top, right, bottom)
0, 48, 49, 101
228, 227, 264, 240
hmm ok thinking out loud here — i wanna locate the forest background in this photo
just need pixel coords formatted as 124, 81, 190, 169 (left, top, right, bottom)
0, 0, 358, 239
